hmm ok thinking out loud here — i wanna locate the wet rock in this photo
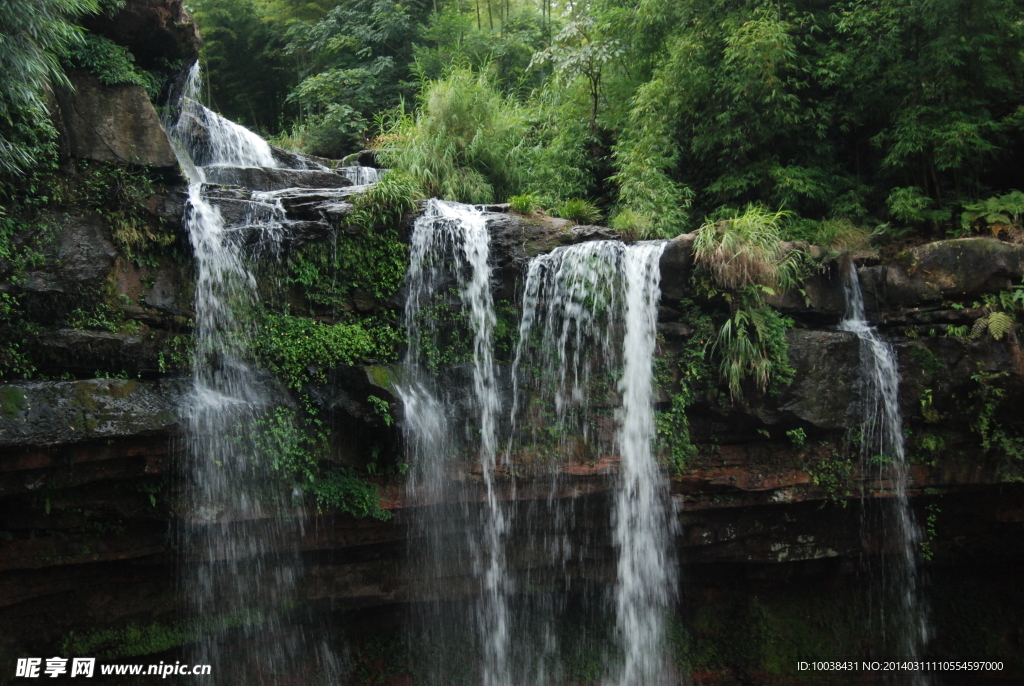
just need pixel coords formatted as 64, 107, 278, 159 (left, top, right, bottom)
659, 233, 697, 301
79, 0, 201, 68
142, 266, 192, 316
15, 213, 117, 321
765, 330, 861, 430
862, 237, 1024, 310
0, 378, 186, 448
57, 72, 179, 170
764, 262, 847, 324
31, 330, 174, 376
201, 166, 352, 192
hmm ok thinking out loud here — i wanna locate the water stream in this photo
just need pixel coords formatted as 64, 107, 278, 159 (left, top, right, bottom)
508, 240, 677, 686
399, 199, 509, 686
841, 262, 930, 682
165, 65, 339, 684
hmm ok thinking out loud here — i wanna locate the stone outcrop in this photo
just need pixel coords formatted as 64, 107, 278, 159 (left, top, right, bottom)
861, 237, 1024, 310
57, 71, 180, 170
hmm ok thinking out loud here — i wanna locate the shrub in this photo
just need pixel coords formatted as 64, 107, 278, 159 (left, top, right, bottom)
509, 193, 538, 215
375, 68, 529, 203
694, 204, 798, 291
555, 198, 601, 225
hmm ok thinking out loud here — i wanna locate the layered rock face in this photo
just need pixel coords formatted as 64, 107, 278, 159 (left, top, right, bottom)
2, 2, 1023, 681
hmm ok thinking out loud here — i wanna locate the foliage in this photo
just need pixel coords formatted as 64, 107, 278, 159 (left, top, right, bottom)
554, 197, 601, 224
252, 312, 392, 389
509, 193, 538, 215
0, 293, 35, 379
786, 218, 869, 252
73, 160, 176, 260
961, 190, 1024, 234
970, 311, 1015, 341
376, 69, 530, 203
693, 205, 800, 291
0, 0, 99, 174
969, 371, 1024, 460
251, 405, 392, 520
655, 302, 716, 472
286, 171, 416, 309
312, 467, 391, 520
63, 33, 165, 99
711, 305, 795, 401
786, 428, 806, 448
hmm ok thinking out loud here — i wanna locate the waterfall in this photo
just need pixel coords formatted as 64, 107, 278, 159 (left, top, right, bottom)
509, 240, 677, 686
399, 199, 509, 686
164, 65, 338, 683
339, 165, 384, 186
841, 262, 930, 679
611, 243, 676, 686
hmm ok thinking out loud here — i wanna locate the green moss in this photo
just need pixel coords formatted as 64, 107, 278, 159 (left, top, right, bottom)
0, 385, 27, 419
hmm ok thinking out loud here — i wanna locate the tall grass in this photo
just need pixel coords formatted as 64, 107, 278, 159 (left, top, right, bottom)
693, 204, 800, 291
375, 69, 530, 204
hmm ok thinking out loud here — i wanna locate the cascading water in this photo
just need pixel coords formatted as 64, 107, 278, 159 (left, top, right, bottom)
164, 65, 338, 683
508, 240, 677, 686
841, 261, 930, 682
399, 199, 509, 686
339, 166, 383, 186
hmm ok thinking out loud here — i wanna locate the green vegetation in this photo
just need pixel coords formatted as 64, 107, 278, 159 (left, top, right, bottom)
655, 303, 716, 472
184, 0, 1024, 241
252, 311, 394, 389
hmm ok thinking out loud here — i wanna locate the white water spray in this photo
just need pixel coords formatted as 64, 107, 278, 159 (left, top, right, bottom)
164, 64, 338, 683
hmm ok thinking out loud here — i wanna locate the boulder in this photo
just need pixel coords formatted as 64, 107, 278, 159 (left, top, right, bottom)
79, 0, 201, 69
58, 72, 179, 170
659, 233, 697, 301
863, 237, 1024, 309
0, 379, 187, 448
16, 213, 117, 321
766, 330, 861, 430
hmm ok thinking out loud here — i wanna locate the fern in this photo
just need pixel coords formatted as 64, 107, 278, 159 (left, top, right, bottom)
971, 311, 1015, 341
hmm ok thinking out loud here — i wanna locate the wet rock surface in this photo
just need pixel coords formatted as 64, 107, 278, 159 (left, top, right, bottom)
57, 72, 179, 170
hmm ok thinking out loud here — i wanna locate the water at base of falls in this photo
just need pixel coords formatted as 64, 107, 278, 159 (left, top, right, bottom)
402, 223, 677, 685
165, 65, 339, 684
841, 261, 931, 684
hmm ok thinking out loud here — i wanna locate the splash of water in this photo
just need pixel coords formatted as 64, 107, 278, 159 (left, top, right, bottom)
841, 261, 930, 681
339, 166, 383, 186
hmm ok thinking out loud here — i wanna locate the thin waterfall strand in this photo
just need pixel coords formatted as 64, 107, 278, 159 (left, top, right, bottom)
841, 261, 930, 682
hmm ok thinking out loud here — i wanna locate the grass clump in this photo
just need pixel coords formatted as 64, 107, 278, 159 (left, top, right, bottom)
509, 193, 538, 215
694, 204, 798, 291
555, 198, 602, 225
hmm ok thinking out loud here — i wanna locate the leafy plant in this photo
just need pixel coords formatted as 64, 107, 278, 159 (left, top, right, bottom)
375, 68, 529, 203
961, 190, 1024, 235
711, 305, 795, 401
0, 0, 100, 174
555, 198, 601, 224
509, 193, 538, 215
786, 428, 807, 448
693, 205, 800, 291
